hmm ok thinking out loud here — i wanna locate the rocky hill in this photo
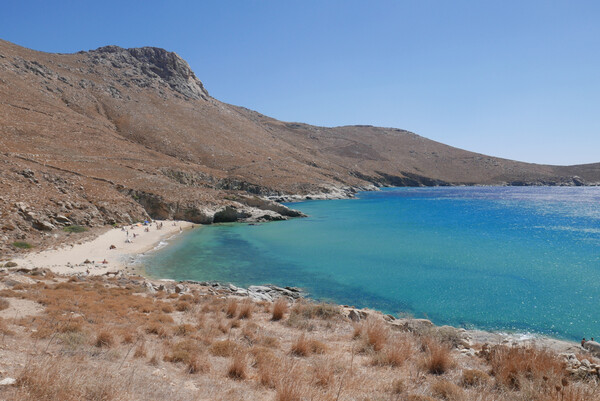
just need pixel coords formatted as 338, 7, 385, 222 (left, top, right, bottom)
1, 39, 599, 255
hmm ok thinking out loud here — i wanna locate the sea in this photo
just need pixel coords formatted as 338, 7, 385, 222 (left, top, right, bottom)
143, 186, 600, 341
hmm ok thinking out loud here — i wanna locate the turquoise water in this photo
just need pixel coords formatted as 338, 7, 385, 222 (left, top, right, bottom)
144, 187, 600, 341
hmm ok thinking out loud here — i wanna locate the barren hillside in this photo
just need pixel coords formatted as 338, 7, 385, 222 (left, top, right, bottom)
1, 39, 599, 255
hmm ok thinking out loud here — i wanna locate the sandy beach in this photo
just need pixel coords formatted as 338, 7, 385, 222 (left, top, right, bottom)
10, 220, 195, 276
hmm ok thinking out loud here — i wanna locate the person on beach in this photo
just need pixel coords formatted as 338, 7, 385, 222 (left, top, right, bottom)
582, 338, 587, 347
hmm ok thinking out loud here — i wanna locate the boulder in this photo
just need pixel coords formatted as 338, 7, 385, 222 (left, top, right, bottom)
348, 309, 360, 322
175, 284, 186, 293
32, 220, 55, 231
584, 341, 600, 357
0, 378, 16, 386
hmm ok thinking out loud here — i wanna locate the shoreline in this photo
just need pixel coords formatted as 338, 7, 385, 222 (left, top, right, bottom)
5, 218, 585, 356
9, 220, 195, 276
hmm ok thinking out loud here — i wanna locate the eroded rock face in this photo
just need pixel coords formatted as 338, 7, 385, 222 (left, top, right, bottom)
89, 45, 209, 100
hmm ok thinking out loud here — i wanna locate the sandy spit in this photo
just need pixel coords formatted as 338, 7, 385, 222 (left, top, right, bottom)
10, 220, 194, 276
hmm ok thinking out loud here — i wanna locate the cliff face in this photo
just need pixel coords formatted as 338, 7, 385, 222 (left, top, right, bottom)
1, 39, 599, 255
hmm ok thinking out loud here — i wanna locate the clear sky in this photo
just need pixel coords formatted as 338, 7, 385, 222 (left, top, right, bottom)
2, 1, 599, 165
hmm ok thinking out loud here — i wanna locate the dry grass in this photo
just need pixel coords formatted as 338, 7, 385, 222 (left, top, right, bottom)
272, 297, 288, 321
421, 339, 454, 375
364, 318, 388, 352
486, 345, 565, 390
94, 331, 114, 348
210, 339, 238, 357
12, 358, 123, 401
227, 352, 247, 380
238, 299, 253, 319
461, 369, 490, 387
291, 333, 327, 357
225, 298, 238, 318
373, 336, 413, 367
0, 297, 9, 311
431, 379, 464, 400
0, 274, 598, 401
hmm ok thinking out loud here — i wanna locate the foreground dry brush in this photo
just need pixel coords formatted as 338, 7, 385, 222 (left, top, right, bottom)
0, 269, 598, 400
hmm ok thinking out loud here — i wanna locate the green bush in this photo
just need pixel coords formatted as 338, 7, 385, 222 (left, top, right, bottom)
63, 225, 88, 233
12, 241, 33, 249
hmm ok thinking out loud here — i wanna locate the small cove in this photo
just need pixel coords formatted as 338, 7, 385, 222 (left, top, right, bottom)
143, 186, 600, 341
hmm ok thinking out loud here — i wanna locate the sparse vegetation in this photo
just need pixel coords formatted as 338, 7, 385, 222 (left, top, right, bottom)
0, 271, 597, 401
12, 241, 33, 249
62, 225, 88, 233
272, 297, 288, 321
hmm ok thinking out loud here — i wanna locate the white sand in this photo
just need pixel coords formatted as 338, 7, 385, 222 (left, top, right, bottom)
11, 220, 195, 276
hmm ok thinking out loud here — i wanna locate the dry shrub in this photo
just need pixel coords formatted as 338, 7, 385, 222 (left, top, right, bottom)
60, 320, 83, 334
187, 352, 210, 374
391, 378, 406, 394
149, 355, 159, 366
0, 297, 9, 311
227, 352, 247, 380
179, 294, 194, 302
120, 331, 135, 344
486, 345, 565, 390
252, 347, 278, 388
291, 334, 326, 357
134, 342, 147, 358
291, 333, 310, 356
461, 369, 490, 387
145, 322, 172, 338
175, 301, 192, 312
229, 319, 241, 329
373, 337, 413, 367
238, 300, 253, 319
290, 301, 340, 320
94, 330, 114, 348
210, 339, 238, 357
272, 298, 288, 321
160, 304, 174, 313
175, 324, 195, 336
365, 318, 388, 352
312, 357, 335, 387
0, 317, 14, 336
14, 357, 122, 401
226, 299, 238, 318
422, 339, 453, 375
276, 375, 304, 401
352, 323, 362, 339
431, 379, 464, 400
164, 339, 201, 364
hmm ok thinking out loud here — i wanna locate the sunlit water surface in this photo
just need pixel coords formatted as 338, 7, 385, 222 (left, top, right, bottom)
144, 187, 600, 340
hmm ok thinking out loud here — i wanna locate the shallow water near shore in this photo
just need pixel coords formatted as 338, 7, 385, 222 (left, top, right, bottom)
144, 187, 600, 341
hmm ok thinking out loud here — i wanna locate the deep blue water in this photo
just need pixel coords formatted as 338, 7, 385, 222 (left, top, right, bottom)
144, 187, 600, 341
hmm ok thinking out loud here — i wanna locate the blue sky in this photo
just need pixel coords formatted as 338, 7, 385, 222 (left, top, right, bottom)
2, 1, 599, 165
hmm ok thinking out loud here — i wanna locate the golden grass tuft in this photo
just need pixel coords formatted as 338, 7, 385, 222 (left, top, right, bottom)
272, 298, 288, 321
94, 330, 114, 348
210, 339, 238, 357
486, 345, 565, 390
365, 318, 388, 352
0, 297, 9, 311
461, 369, 490, 387
421, 339, 453, 375
373, 337, 413, 367
238, 299, 253, 319
226, 299, 238, 318
431, 379, 464, 400
175, 301, 192, 312
227, 352, 248, 380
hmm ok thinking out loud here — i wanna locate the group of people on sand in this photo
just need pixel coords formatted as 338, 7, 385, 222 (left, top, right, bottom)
581, 337, 595, 347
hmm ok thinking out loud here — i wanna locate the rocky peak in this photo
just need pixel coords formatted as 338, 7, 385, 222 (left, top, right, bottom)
88, 45, 209, 100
